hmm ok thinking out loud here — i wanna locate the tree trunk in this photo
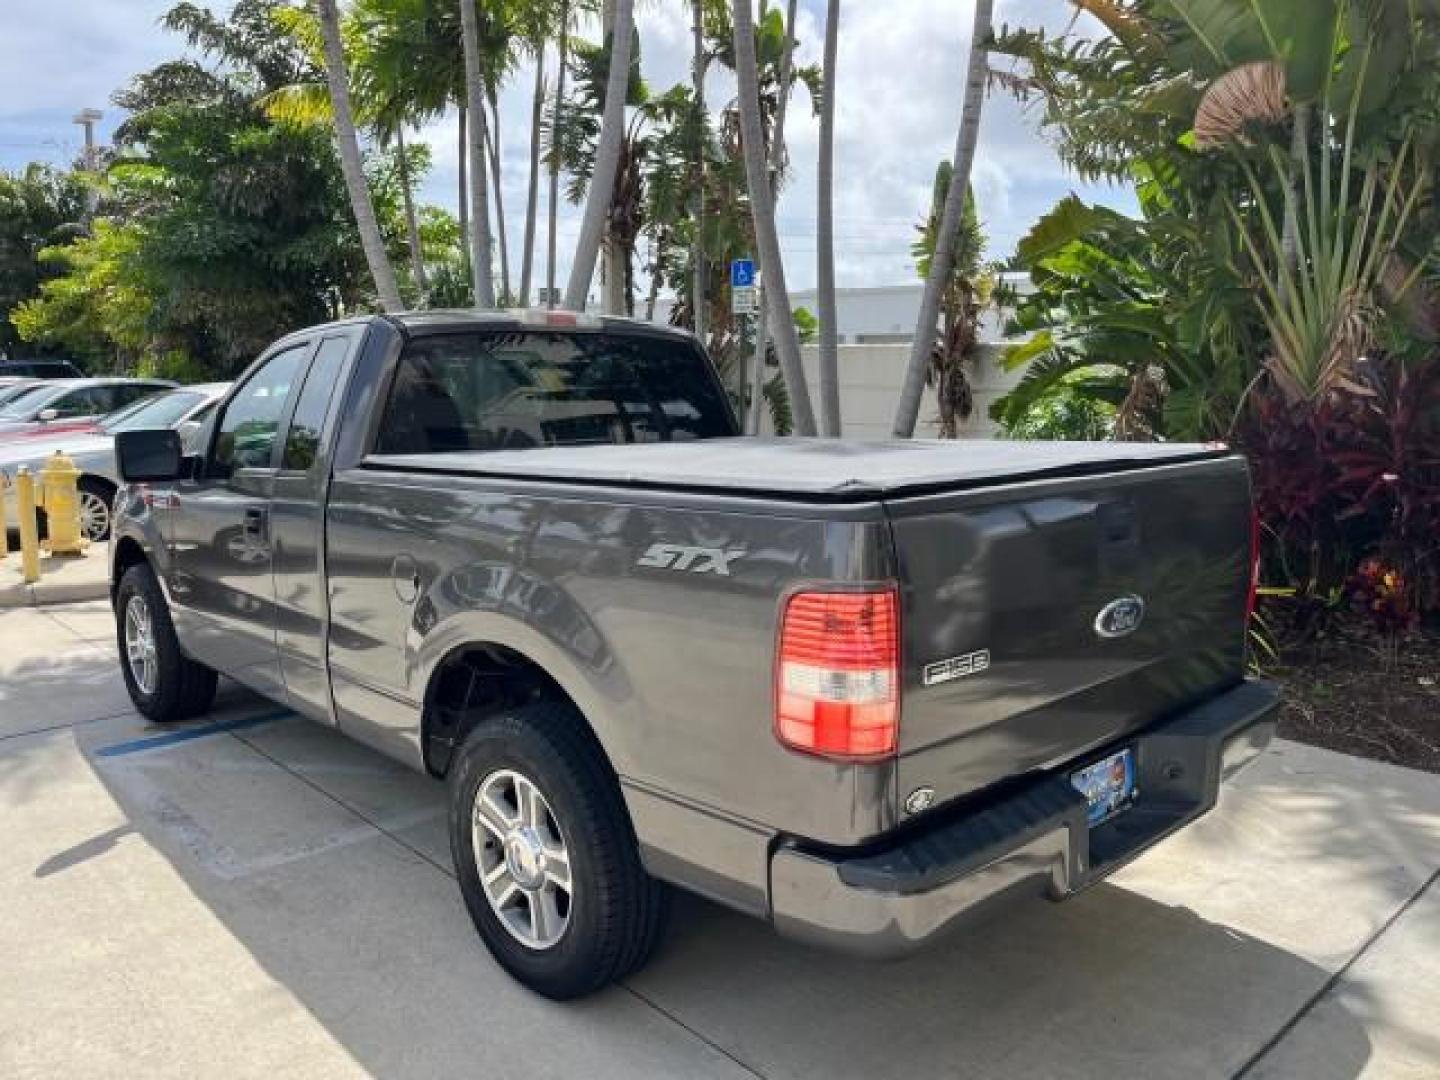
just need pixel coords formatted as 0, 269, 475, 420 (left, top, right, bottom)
565, 0, 633, 311
487, 90, 512, 302
315, 0, 403, 313
396, 126, 428, 300
520, 43, 545, 306
748, 0, 803, 435
816, 0, 841, 435
733, 0, 816, 436
645, 232, 664, 321
459, 0, 496, 307
892, 0, 992, 437
547, 4, 570, 308
690, 0, 708, 343
599, 0, 625, 316
458, 105, 469, 258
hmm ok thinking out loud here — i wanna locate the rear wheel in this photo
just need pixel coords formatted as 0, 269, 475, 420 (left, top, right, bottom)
449, 702, 669, 999
115, 562, 218, 723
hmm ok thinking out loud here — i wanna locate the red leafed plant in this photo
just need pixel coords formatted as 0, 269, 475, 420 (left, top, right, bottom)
1239, 357, 1440, 622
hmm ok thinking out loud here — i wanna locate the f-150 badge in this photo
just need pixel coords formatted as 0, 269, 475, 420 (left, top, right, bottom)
637, 543, 746, 576
923, 649, 991, 686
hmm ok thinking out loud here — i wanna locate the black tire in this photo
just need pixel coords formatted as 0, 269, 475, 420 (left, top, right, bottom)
449, 702, 669, 999
77, 477, 116, 542
115, 562, 218, 724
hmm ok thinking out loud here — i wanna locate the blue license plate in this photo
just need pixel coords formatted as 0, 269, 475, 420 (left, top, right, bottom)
1071, 747, 1136, 827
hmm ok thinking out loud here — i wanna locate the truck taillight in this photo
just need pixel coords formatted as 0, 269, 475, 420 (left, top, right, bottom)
775, 588, 899, 759
1247, 506, 1261, 625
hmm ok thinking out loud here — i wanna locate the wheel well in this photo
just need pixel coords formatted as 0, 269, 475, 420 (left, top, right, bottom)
111, 536, 148, 603
79, 474, 115, 494
421, 644, 585, 777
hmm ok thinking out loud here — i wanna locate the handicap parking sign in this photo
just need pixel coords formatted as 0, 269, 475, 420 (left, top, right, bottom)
730, 259, 756, 289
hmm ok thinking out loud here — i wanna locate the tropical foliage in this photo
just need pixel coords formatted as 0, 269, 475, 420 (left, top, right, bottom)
992, 0, 1440, 615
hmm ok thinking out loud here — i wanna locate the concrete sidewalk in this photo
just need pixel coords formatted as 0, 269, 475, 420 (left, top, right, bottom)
0, 600, 1437, 1079
0, 543, 109, 608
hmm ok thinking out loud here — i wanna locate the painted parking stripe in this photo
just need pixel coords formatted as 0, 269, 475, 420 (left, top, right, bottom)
94, 708, 293, 758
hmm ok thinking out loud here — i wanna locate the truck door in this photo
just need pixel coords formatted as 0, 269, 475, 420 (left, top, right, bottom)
269, 333, 357, 722
168, 340, 312, 698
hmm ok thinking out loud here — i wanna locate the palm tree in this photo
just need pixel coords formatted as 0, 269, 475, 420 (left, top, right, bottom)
745, 0, 802, 435
314, 0, 404, 312
815, 0, 841, 436
689, 0, 709, 343
486, 88, 513, 301
914, 167, 985, 438
732, 0, 816, 435
459, 0, 496, 307
892, 0, 992, 437
518, 2, 562, 306
546, 0, 572, 307
564, 0, 635, 311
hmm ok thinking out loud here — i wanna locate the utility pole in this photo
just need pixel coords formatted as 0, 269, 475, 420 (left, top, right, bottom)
72, 108, 102, 222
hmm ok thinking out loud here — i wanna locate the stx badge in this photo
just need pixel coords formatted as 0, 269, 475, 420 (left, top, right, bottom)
637, 543, 746, 576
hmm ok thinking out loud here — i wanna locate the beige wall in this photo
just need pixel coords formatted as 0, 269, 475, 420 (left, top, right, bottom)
758, 343, 1020, 439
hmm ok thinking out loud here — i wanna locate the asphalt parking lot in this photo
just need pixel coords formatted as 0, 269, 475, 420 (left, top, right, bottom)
1, 600, 1438, 1079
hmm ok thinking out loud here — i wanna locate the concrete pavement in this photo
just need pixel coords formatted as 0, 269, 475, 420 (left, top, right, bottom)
0, 543, 110, 609
1, 599, 1437, 1079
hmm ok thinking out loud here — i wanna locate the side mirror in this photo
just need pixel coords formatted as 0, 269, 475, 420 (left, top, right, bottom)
37, 408, 58, 422
116, 428, 185, 482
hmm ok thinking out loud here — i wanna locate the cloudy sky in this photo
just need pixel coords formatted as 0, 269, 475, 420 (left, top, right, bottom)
0, 0, 1137, 294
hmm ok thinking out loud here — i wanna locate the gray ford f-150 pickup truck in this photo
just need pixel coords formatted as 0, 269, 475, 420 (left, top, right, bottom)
110, 310, 1278, 999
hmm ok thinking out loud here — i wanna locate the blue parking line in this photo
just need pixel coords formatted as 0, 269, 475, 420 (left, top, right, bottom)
95, 708, 293, 758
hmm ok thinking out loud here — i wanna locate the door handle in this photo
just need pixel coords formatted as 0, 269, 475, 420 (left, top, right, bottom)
243, 506, 268, 539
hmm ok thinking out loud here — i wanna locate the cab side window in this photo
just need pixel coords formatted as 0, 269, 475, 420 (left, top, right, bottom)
212, 345, 307, 475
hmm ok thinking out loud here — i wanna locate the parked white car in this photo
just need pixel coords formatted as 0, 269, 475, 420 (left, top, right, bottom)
0, 383, 229, 540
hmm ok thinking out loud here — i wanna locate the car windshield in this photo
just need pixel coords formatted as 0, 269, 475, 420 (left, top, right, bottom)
0, 385, 57, 419
0, 383, 39, 408
102, 391, 205, 433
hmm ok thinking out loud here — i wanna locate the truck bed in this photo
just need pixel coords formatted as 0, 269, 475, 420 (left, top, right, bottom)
364, 438, 1229, 500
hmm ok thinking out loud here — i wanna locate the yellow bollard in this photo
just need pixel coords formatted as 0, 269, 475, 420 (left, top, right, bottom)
16, 467, 41, 584
40, 450, 85, 556
0, 473, 9, 560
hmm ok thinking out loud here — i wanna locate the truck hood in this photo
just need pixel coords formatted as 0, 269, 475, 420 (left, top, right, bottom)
367, 438, 1229, 500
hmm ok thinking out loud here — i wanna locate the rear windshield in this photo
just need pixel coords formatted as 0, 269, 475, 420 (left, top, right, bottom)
375, 330, 735, 455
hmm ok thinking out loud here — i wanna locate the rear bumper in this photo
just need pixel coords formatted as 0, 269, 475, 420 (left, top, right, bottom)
770, 679, 1279, 958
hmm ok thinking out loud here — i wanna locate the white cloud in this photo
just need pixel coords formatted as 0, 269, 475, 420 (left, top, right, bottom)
0, 0, 1139, 298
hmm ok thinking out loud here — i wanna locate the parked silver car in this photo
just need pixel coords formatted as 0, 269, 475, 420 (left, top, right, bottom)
0, 383, 229, 540
0, 378, 177, 438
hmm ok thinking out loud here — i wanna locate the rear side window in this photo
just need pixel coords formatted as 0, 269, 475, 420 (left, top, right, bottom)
374, 331, 734, 455
51, 387, 110, 417
283, 337, 350, 471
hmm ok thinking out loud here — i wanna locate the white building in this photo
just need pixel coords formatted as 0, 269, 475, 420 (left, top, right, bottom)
654, 275, 1036, 439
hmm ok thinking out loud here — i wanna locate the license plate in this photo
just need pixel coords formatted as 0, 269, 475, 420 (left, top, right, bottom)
1071, 748, 1136, 827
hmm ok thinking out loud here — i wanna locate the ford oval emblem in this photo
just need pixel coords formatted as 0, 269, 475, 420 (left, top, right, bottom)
1094, 595, 1145, 639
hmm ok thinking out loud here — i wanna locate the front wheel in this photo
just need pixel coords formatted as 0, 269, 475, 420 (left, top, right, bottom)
115, 562, 218, 723
449, 703, 669, 999
78, 478, 115, 542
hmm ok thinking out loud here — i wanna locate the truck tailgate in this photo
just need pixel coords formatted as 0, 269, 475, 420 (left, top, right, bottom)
888, 454, 1252, 812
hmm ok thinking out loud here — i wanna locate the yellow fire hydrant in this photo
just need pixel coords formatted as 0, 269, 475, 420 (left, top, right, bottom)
39, 450, 86, 556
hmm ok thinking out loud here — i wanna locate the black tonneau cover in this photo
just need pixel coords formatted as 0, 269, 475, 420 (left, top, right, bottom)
364, 437, 1230, 501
